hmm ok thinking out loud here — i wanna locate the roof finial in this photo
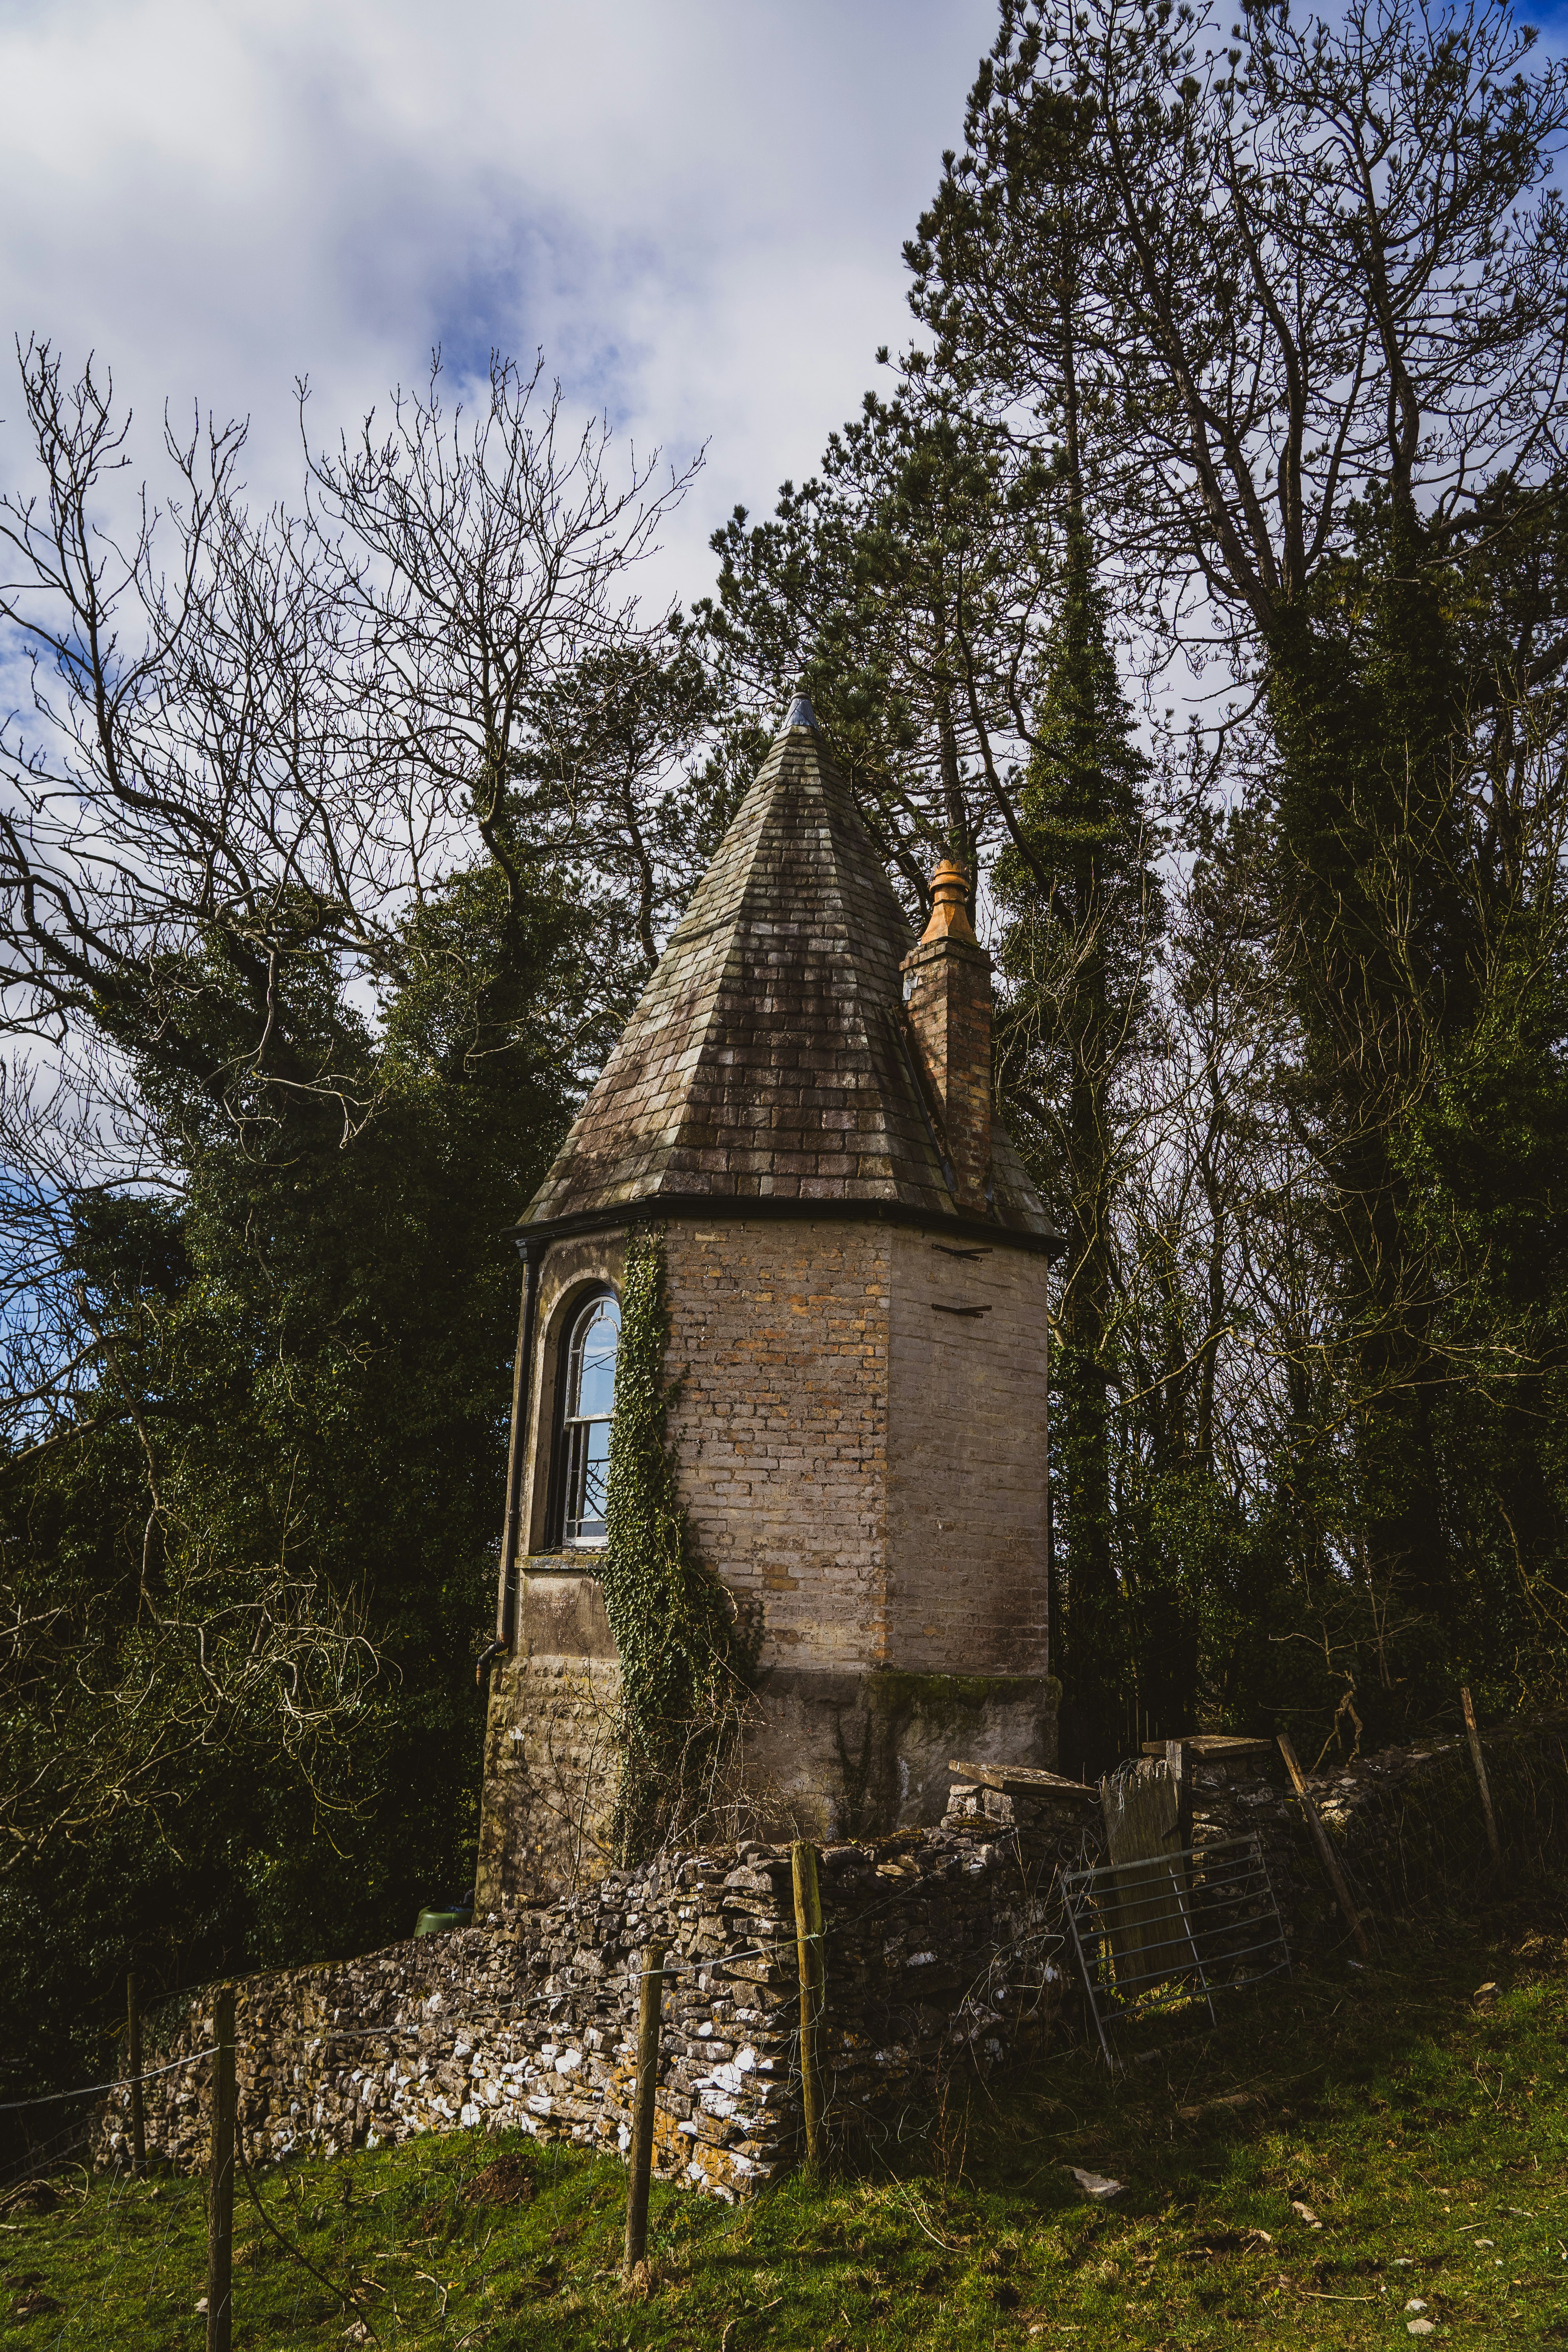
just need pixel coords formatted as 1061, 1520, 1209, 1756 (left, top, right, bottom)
782, 677, 818, 732
919, 857, 977, 946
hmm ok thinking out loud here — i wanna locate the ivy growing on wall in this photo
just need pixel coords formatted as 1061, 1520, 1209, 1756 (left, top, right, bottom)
601, 1224, 756, 1862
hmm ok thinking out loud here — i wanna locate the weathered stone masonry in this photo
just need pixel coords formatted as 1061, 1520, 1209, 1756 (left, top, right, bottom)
95, 1807, 1085, 2200
477, 690, 1062, 1901
98, 1726, 1568, 2195
478, 1206, 1056, 1903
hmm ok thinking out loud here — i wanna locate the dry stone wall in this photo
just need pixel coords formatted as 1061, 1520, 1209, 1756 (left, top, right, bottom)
810, 1797, 1098, 2143
1188, 1716, 1568, 1955
92, 1811, 1083, 2200
96, 1723, 1568, 2196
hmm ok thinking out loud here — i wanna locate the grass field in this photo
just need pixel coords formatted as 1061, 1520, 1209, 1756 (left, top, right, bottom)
5, 1898, 1568, 2348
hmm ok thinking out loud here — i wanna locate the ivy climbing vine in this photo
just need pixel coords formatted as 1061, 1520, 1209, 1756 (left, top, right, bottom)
601, 1225, 756, 1862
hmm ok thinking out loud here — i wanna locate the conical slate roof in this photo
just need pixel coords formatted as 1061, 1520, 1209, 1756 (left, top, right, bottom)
517, 700, 1051, 1237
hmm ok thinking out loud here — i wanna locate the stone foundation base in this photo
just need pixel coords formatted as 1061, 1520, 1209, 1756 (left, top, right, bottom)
476, 1648, 622, 1909
742, 1666, 1060, 1842
477, 1579, 1060, 1902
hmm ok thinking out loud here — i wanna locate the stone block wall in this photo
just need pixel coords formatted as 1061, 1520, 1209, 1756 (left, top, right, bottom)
96, 1846, 800, 2202
94, 1722, 1568, 2198
477, 1648, 622, 1909
811, 1794, 1098, 2143
93, 1810, 1083, 2200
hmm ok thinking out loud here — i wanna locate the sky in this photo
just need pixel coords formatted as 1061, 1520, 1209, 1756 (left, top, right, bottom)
0, 0, 1000, 618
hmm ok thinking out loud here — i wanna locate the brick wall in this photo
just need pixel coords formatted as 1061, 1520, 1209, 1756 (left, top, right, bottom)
662, 1218, 893, 1674
478, 1213, 1055, 1873
886, 1224, 1051, 1678
901, 931, 994, 1215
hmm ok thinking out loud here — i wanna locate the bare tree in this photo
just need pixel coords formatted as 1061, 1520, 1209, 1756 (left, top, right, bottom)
304, 352, 703, 933
0, 343, 704, 1123
0, 341, 708, 1874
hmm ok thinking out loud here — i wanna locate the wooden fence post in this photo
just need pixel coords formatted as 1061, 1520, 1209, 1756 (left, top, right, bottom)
622, 1942, 667, 2280
207, 1985, 236, 2352
1277, 1735, 1373, 1967
791, 1840, 824, 2174
1461, 1687, 1504, 1870
1165, 1739, 1193, 1886
127, 1970, 145, 2176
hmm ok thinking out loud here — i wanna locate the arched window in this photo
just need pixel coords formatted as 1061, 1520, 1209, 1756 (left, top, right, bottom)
554, 1290, 620, 1548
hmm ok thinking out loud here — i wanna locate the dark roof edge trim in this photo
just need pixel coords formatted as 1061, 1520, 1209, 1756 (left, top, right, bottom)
505, 1193, 1065, 1260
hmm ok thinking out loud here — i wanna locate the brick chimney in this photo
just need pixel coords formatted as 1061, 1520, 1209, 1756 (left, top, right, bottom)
901, 859, 993, 1214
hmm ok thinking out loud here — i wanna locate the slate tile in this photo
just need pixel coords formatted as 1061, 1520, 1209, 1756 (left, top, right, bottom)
514, 714, 1051, 1236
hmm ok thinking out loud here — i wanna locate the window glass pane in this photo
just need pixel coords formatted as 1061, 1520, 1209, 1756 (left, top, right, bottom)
577, 1420, 611, 1537
563, 1425, 582, 1530
569, 1298, 619, 1421
560, 1292, 618, 1548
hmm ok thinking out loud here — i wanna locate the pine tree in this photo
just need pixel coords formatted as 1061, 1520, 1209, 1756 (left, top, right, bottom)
996, 508, 1161, 1768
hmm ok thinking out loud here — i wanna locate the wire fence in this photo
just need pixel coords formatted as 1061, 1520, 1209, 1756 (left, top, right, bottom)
10, 1741, 1529, 2197
18, 1730, 1512, 2188
4, 1720, 1550, 2347
0, 2045, 221, 2114
0, 1848, 1085, 2349
2, 2075, 710, 2348
9, 1847, 1065, 2161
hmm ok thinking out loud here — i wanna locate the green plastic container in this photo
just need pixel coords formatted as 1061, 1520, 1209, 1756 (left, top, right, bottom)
414, 1906, 473, 1938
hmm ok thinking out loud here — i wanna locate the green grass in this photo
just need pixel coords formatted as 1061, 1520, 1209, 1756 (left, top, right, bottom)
7, 1901, 1568, 2348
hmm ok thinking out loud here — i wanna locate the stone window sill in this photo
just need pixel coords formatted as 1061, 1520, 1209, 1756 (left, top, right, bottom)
526, 1550, 604, 1577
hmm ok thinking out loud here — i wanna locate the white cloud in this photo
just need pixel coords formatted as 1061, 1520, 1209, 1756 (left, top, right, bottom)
0, 0, 997, 610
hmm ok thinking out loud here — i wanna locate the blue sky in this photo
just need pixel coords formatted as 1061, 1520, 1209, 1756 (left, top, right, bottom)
0, 0, 998, 615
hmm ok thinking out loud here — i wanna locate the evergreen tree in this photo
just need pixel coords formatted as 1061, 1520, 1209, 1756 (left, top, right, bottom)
0, 864, 579, 2126
995, 535, 1162, 1768
703, 386, 1054, 917
907, 0, 1568, 1730
909, 67, 1167, 1762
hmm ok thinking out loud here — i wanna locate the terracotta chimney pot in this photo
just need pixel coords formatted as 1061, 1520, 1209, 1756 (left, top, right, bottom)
921, 858, 978, 945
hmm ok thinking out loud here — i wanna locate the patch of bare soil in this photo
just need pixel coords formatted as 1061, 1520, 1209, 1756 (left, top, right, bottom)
462, 2151, 535, 2208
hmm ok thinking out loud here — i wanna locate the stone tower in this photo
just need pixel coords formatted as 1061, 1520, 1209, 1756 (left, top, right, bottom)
475, 692, 1060, 1906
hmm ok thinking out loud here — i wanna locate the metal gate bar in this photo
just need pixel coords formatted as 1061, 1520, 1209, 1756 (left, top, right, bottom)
1059, 1833, 1290, 2065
